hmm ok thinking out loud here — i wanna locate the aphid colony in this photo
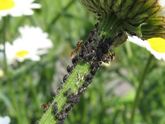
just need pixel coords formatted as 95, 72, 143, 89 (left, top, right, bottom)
49, 26, 116, 123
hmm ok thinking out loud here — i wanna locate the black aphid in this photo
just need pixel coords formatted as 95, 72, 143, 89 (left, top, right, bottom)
66, 65, 74, 73
90, 62, 100, 75
90, 68, 97, 75
56, 112, 67, 120
82, 81, 89, 87
67, 94, 80, 104
52, 102, 58, 116
78, 87, 86, 95
63, 74, 68, 82
72, 55, 79, 64
63, 103, 73, 113
91, 62, 100, 69
85, 73, 93, 82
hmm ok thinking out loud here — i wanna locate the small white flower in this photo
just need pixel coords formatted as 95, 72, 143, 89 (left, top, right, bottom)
0, 116, 10, 124
0, 26, 53, 63
128, 36, 165, 61
0, 0, 41, 18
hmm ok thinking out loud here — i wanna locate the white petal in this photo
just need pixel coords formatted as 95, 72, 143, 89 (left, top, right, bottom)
127, 36, 147, 48
0, 116, 10, 124
1, 26, 53, 63
128, 36, 165, 61
0, 0, 41, 17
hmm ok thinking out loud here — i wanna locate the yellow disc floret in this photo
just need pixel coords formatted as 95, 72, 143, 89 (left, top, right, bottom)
0, 0, 15, 10
16, 50, 29, 58
148, 38, 165, 53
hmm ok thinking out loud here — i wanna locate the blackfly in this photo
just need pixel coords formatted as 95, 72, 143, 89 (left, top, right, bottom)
50, 26, 116, 123
55, 112, 68, 121
67, 93, 80, 104
71, 55, 79, 65
78, 86, 86, 95
84, 73, 93, 83
63, 74, 68, 82
52, 102, 58, 116
63, 103, 73, 113
66, 65, 74, 73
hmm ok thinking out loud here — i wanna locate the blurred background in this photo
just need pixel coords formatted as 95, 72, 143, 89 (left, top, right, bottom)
0, 0, 165, 124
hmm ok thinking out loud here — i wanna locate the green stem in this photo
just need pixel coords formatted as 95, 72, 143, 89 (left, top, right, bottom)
130, 54, 153, 124
39, 26, 127, 123
39, 62, 91, 124
2, 17, 8, 74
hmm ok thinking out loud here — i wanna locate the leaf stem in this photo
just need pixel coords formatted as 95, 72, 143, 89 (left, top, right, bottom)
2, 17, 8, 74
130, 54, 153, 123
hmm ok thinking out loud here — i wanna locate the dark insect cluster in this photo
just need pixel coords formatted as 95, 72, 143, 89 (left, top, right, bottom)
51, 25, 117, 123
53, 91, 80, 123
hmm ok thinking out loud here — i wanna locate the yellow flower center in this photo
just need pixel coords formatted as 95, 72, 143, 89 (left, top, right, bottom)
16, 50, 29, 58
0, 0, 15, 10
148, 38, 165, 53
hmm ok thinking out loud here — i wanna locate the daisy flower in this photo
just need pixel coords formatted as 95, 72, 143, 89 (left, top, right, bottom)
0, 26, 53, 63
81, 0, 165, 46
128, 36, 165, 61
0, 0, 41, 18
0, 116, 10, 124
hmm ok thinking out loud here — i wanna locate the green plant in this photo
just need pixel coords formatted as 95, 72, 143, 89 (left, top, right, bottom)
39, 0, 165, 124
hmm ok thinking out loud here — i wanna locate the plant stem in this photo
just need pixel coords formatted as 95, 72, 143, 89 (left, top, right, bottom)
130, 54, 153, 124
39, 63, 91, 124
2, 17, 8, 74
39, 26, 127, 124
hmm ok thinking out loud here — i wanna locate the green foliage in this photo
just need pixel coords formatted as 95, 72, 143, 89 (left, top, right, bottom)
0, 0, 165, 124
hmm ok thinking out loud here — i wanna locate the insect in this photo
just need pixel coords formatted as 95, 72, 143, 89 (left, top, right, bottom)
41, 103, 50, 111
66, 65, 74, 73
63, 103, 73, 113
90, 64, 99, 75
52, 102, 58, 116
63, 74, 68, 82
83, 73, 93, 86
101, 51, 115, 63
70, 41, 83, 58
71, 55, 79, 64
67, 94, 80, 104
78, 86, 86, 95
56, 112, 67, 120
